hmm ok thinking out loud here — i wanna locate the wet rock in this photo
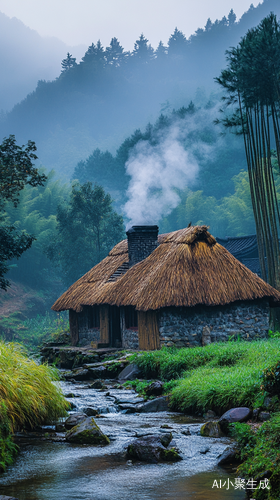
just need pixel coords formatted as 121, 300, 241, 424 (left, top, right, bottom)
0, 496, 20, 500
181, 428, 191, 436
82, 407, 100, 417
64, 413, 87, 430
118, 363, 141, 381
144, 381, 164, 397
126, 433, 182, 463
200, 421, 225, 438
263, 397, 272, 409
204, 410, 216, 419
259, 411, 271, 422
66, 417, 110, 445
219, 407, 251, 433
55, 423, 66, 432
89, 380, 103, 389
64, 393, 76, 398
88, 366, 108, 379
252, 408, 260, 421
161, 424, 172, 429
199, 446, 210, 454
217, 445, 240, 466
118, 404, 139, 413
138, 396, 169, 413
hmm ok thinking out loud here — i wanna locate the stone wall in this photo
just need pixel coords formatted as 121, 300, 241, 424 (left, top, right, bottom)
78, 327, 100, 346
158, 299, 269, 348
122, 328, 139, 349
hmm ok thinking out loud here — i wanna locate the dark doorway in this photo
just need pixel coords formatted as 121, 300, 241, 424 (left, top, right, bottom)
109, 306, 122, 347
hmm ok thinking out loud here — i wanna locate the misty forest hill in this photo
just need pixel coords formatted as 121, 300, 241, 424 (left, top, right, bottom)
0, 12, 86, 112
1, 0, 280, 179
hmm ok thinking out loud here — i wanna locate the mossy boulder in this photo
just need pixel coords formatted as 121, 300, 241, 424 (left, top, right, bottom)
126, 433, 182, 463
65, 417, 110, 445
200, 421, 225, 438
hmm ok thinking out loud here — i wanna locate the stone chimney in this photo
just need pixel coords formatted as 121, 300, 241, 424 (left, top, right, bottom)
126, 225, 159, 267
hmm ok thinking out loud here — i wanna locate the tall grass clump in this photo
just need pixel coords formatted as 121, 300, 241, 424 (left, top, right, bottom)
0, 341, 69, 430
0, 341, 69, 470
133, 340, 280, 413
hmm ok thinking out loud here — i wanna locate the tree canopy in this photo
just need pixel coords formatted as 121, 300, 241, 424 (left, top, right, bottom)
0, 135, 46, 289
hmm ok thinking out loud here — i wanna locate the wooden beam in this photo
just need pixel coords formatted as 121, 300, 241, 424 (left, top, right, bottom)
100, 305, 110, 344
138, 310, 160, 350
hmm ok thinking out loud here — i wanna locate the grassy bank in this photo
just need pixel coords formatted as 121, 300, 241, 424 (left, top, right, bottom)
132, 340, 280, 413
0, 341, 69, 471
131, 340, 280, 499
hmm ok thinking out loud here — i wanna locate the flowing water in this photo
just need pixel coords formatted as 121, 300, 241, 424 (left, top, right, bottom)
0, 381, 246, 500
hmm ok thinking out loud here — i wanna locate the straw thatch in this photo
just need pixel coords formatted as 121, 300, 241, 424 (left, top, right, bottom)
52, 225, 280, 313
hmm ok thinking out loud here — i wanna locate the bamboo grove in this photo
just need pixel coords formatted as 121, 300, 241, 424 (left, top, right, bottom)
216, 14, 280, 295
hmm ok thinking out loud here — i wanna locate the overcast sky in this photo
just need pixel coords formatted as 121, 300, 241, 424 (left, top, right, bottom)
0, 0, 260, 50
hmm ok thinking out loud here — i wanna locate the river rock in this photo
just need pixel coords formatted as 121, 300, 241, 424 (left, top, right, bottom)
88, 366, 108, 379
138, 396, 169, 413
259, 411, 271, 422
66, 417, 110, 444
0, 496, 20, 500
126, 433, 182, 463
82, 407, 100, 417
217, 445, 240, 466
70, 369, 90, 381
200, 421, 225, 438
89, 380, 103, 389
118, 363, 141, 381
204, 410, 216, 419
144, 381, 164, 396
219, 407, 251, 433
65, 413, 87, 430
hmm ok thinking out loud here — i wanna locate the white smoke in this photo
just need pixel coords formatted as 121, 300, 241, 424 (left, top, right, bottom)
123, 107, 219, 228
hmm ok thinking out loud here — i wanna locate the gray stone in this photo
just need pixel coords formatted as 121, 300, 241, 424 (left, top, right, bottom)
88, 365, 108, 379
219, 407, 251, 433
259, 411, 271, 422
118, 363, 141, 381
66, 417, 110, 444
204, 410, 216, 419
64, 413, 87, 430
217, 445, 240, 466
0, 497, 19, 500
144, 381, 164, 396
138, 396, 169, 413
89, 380, 103, 389
126, 433, 182, 463
82, 407, 100, 417
55, 423, 66, 432
71, 369, 90, 381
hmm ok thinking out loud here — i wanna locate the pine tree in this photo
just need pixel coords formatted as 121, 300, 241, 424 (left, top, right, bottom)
61, 53, 77, 72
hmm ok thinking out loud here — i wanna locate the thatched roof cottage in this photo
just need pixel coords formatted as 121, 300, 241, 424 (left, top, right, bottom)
52, 225, 280, 349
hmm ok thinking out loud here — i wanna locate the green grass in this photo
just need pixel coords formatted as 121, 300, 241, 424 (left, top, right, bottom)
230, 415, 280, 499
132, 341, 280, 413
0, 341, 69, 470
0, 311, 70, 348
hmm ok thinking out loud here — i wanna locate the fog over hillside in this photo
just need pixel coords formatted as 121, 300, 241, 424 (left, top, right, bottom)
1, 0, 280, 178
0, 12, 86, 111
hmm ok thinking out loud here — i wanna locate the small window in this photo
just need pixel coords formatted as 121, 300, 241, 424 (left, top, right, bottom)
88, 306, 100, 329
125, 306, 138, 329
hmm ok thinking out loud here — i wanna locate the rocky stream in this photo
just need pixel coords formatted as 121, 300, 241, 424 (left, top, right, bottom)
0, 347, 247, 500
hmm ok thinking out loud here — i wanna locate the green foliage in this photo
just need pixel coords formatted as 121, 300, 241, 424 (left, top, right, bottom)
260, 361, 280, 396
133, 341, 280, 413
0, 402, 18, 472
47, 182, 125, 286
0, 135, 47, 290
20, 311, 70, 347
4, 169, 70, 288
234, 414, 280, 499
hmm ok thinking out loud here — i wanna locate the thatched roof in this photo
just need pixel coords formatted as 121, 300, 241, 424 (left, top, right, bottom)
52, 225, 280, 312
